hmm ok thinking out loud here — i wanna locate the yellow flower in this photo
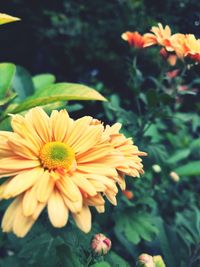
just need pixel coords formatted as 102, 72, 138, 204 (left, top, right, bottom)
0, 13, 20, 25
143, 23, 172, 50
0, 107, 146, 237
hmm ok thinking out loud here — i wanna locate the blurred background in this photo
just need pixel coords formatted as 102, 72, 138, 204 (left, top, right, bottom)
1, 0, 200, 89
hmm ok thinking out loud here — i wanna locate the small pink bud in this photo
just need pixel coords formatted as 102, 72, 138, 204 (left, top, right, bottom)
137, 253, 155, 267
91, 233, 111, 255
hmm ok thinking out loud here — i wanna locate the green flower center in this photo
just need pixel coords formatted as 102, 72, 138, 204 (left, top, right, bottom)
39, 141, 75, 170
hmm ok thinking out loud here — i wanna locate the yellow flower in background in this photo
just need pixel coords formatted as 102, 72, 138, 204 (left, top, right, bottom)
0, 13, 20, 25
143, 23, 172, 50
0, 107, 146, 237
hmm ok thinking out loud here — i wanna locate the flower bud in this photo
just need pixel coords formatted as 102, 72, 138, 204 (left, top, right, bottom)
136, 253, 155, 267
152, 165, 161, 173
91, 233, 111, 256
153, 255, 166, 267
170, 171, 180, 182
122, 190, 134, 200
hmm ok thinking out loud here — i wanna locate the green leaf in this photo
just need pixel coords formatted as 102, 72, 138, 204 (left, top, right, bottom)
33, 74, 56, 90
9, 82, 107, 114
106, 252, 130, 267
114, 211, 158, 245
0, 93, 17, 106
154, 218, 179, 267
12, 65, 34, 100
167, 149, 190, 164
175, 161, 200, 176
91, 262, 111, 267
58, 245, 84, 267
0, 63, 16, 98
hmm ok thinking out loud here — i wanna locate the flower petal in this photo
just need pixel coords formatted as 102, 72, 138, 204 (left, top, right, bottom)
13, 204, 35, 238
25, 107, 51, 143
1, 196, 21, 232
3, 167, 44, 198
72, 173, 97, 196
56, 175, 82, 201
72, 205, 91, 233
50, 109, 72, 142
22, 186, 38, 216
48, 190, 69, 227
36, 171, 55, 202
0, 157, 41, 178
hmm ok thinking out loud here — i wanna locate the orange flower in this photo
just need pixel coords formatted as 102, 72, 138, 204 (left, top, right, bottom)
0, 107, 146, 237
143, 23, 172, 50
121, 31, 145, 48
169, 33, 188, 59
122, 190, 134, 200
184, 34, 200, 62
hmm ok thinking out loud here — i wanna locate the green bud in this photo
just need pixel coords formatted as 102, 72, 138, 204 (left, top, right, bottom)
153, 255, 166, 267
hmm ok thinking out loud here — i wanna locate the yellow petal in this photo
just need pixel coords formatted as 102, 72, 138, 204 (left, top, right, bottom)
62, 194, 82, 213
26, 107, 51, 143
72, 173, 97, 196
32, 202, 46, 220
67, 116, 92, 146
72, 205, 91, 233
95, 205, 105, 213
56, 175, 81, 201
3, 167, 43, 198
76, 143, 112, 162
11, 114, 43, 151
13, 204, 35, 238
48, 190, 69, 227
22, 186, 38, 216
0, 156, 41, 177
1, 196, 21, 232
77, 164, 118, 177
0, 13, 20, 25
50, 110, 71, 142
36, 171, 54, 202
104, 189, 117, 206
7, 133, 38, 159
71, 125, 104, 154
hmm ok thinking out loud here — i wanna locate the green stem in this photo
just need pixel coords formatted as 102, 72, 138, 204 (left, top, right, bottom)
86, 253, 93, 267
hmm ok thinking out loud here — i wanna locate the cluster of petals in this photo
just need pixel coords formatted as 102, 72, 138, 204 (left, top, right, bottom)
122, 23, 200, 63
0, 107, 146, 237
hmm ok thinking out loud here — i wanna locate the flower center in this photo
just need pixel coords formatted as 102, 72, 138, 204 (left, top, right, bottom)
39, 141, 75, 170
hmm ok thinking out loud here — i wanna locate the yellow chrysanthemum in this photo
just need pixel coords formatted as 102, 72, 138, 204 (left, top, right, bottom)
0, 13, 20, 25
0, 107, 146, 237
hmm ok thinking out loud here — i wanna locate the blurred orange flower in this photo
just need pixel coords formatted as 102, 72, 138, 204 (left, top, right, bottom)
121, 31, 145, 48
122, 190, 134, 200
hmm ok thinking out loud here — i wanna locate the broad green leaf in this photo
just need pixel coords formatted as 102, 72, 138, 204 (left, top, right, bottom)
33, 74, 56, 90
167, 149, 190, 164
0, 13, 20, 25
12, 66, 34, 100
9, 82, 106, 114
175, 161, 200, 176
0, 63, 16, 98
114, 211, 158, 245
